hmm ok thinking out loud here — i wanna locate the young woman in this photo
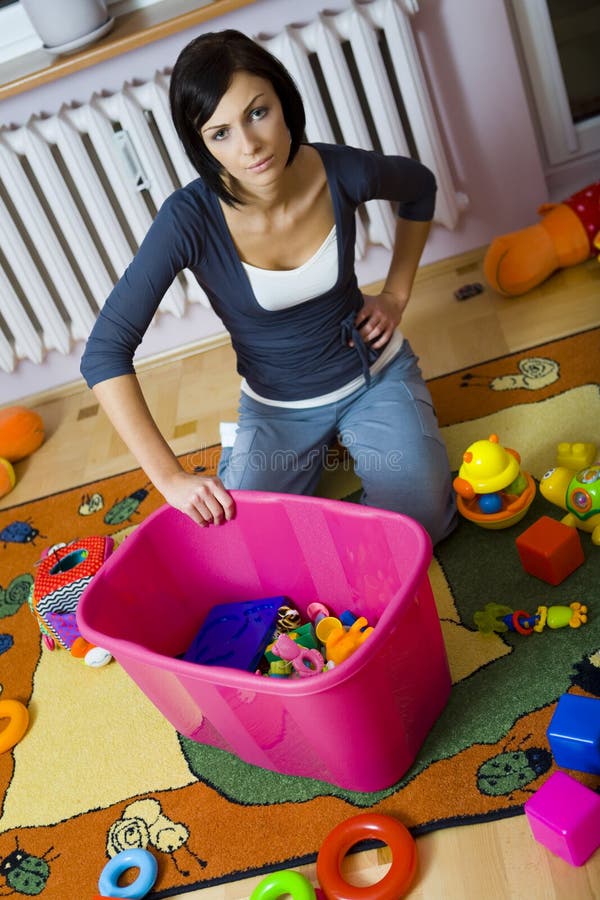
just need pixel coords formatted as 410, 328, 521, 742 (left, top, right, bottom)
80, 29, 457, 545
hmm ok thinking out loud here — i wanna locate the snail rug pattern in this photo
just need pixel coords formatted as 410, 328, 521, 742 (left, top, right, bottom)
0, 328, 598, 898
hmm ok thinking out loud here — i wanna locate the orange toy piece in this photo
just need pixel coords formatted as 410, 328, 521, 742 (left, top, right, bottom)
0, 406, 45, 462
484, 181, 600, 297
0, 699, 30, 754
325, 617, 373, 665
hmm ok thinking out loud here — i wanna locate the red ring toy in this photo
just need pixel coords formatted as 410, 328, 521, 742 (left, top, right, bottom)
511, 610, 534, 635
316, 813, 417, 899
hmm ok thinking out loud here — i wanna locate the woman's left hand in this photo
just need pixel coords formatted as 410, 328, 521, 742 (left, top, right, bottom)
352, 291, 408, 350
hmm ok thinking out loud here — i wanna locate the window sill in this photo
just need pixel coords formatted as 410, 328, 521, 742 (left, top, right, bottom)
0, 0, 255, 101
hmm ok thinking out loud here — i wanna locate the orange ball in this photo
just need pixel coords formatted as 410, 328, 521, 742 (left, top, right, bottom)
0, 406, 44, 461
0, 458, 16, 498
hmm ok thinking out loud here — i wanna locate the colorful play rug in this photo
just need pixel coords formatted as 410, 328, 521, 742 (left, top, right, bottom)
0, 328, 599, 898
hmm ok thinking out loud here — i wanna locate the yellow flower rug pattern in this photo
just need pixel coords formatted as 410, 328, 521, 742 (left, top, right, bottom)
0, 328, 599, 898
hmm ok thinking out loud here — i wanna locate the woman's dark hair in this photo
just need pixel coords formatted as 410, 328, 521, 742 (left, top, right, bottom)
169, 29, 306, 205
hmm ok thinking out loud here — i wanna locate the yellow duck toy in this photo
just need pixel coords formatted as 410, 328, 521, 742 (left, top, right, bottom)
484, 181, 600, 297
453, 433, 536, 529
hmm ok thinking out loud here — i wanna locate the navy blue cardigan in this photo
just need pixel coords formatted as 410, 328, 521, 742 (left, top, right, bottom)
80, 142, 436, 401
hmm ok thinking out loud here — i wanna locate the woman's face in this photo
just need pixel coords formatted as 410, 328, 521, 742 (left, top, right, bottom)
201, 70, 291, 192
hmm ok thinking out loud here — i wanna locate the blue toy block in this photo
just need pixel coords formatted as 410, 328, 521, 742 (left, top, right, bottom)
182, 597, 282, 671
547, 694, 600, 775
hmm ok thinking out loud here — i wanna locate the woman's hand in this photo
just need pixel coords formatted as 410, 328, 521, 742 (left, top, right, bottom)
352, 291, 408, 350
161, 470, 235, 527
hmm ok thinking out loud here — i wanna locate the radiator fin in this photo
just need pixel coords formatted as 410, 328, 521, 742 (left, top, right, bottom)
0, 0, 465, 374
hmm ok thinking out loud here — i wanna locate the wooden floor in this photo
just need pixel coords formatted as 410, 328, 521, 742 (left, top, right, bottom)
3, 248, 600, 898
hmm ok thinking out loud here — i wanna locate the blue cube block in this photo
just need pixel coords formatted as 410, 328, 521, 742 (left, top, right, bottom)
182, 597, 282, 671
547, 694, 600, 775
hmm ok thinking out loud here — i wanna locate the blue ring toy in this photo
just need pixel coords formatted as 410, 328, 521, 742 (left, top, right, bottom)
98, 849, 158, 899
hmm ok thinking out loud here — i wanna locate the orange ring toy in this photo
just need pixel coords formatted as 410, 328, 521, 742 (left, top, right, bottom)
0, 700, 29, 754
316, 813, 417, 900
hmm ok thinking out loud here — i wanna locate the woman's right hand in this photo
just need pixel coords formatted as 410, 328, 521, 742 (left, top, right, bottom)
161, 470, 236, 527
91, 375, 235, 527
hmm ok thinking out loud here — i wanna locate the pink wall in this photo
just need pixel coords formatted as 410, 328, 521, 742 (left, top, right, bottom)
0, 0, 549, 402
414, 0, 548, 263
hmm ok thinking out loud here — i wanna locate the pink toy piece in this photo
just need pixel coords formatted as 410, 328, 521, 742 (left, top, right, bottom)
44, 611, 80, 650
42, 634, 55, 651
77, 491, 451, 792
272, 632, 324, 677
307, 601, 330, 625
524, 771, 600, 865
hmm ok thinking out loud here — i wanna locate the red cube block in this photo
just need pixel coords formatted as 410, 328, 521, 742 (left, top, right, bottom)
516, 516, 584, 585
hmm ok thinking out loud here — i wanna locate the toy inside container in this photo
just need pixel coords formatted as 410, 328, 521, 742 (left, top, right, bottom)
180, 593, 376, 679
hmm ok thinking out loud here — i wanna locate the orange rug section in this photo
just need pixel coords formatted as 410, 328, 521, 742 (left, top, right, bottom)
428, 327, 600, 426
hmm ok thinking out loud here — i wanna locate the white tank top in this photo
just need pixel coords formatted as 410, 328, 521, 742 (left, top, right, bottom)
240, 225, 403, 408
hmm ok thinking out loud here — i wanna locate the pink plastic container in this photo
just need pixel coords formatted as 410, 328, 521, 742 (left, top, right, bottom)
77, 492, 451, 791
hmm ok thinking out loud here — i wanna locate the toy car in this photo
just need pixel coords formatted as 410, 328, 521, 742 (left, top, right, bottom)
454, 282, 484, 300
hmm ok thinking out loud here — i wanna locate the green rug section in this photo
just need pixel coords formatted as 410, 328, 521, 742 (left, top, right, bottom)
178, 488, 599, 807
179, 736, 387, 807
417, 492, 598, 764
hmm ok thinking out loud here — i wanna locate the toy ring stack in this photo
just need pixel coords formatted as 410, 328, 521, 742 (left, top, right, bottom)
250, 869, 316, 899
0, 699, 29, 755
97, 848, 158, 899
316, 813, 417, 900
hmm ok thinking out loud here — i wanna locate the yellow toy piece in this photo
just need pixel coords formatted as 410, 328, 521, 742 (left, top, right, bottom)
453, 434, 536, 529
540, 443, 600, 546
556, 441, 597, 470
455, 434, 520, 496
0, 457, 16, 499
534, 603, 588, 632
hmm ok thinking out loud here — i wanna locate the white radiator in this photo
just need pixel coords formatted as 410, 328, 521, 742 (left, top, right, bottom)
0, 0, 466, 375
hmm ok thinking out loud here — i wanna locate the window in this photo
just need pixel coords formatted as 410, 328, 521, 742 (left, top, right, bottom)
548, 0, 600, 125
511, 0, 600, 168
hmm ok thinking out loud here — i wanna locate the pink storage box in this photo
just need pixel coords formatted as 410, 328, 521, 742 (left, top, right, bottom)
77, 492, 451, 791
